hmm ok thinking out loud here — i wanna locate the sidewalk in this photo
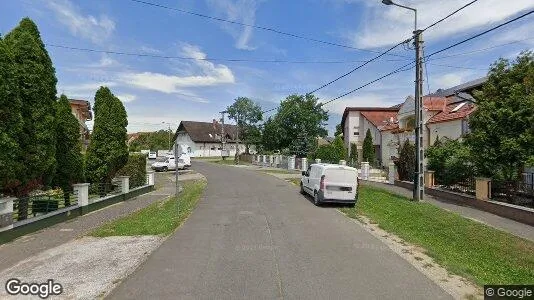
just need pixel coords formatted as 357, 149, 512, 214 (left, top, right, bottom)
363, 181, 534, 242
0, 172, 178, 271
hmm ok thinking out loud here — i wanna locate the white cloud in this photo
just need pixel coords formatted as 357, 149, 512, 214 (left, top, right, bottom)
140, 45, 162, 54
87, 54, 119, 68
347, 0, 534, 49
206, 0, 264, 50
58, 81, 117, 98
47, 0, 115, 44
116, 94, 136, 103
432, 71, 474, 90
119, 44, 235, 93
319, 93, 406, 115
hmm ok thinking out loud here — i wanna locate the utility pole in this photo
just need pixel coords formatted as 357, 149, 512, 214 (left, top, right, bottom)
174, 136, 180, 196
220, 111, 227, 160
235, 113, 240, 165
413, 29, 425, 201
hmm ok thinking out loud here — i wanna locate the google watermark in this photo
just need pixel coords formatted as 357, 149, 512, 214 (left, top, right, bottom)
484, 285, 534, 299
5, 278, 63, 299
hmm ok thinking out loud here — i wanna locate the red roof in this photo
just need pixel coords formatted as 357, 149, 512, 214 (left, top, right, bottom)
427, 101, 476, 124
379, 123, 399, 131
360, 111, 398, 128
423, 96, 447, 111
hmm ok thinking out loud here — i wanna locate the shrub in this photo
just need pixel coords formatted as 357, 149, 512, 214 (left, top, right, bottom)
117, 153, 147, 188
362, 128, 376, 166
426, 138, 474, 186
311, 136, 347, 164
395, 139, 415, 181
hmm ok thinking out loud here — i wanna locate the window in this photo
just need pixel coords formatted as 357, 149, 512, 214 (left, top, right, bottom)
187, 147, 192, 153
353, 132, 359, 136
210, 147, 215, 150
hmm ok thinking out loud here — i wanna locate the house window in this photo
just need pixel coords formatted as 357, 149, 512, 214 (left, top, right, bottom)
210, 147, 215, 150
187, 147, 192, 153
353, 132, 359, 136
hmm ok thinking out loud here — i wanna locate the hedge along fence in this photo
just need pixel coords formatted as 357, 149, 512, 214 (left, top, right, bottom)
117, 153, 147, 189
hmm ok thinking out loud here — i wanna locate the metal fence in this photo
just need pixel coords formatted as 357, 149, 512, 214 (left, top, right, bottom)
492, 178, 534, 208
88, 181, 122, 200
13, 189, 78, 222
436, 176, 476, 196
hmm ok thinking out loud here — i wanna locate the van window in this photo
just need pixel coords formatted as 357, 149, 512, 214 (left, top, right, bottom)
325, 168, 357, 182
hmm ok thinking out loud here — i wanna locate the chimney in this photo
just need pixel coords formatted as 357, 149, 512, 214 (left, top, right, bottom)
212, 119, 219, 130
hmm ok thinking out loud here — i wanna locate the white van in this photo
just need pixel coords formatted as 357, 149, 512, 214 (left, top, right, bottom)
148, 151, 157, 160
300, 164, 359, 206
151, 156, 185, 172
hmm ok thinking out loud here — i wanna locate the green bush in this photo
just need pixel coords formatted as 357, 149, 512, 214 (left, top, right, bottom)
362, 128, 376, 166
310, 136, 347, 164
117, 153, 147, 188
426, 138, 474, 186
395, 139, 415, 181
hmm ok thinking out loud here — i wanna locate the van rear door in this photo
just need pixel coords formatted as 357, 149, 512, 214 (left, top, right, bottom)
323, 167, 357, 200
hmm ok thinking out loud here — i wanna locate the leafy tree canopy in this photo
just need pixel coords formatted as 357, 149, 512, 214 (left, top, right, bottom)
226, 97, 263, 153
129, 130, 172, 152
362, 128, 376, 166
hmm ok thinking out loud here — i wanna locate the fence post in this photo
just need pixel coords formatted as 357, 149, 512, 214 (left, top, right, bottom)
475, 178, 491, 201
118, 176, 130, 193
388, 162, 396, 185
73, 183, 90, 207
301, 158, 308, 171
269, 155, 274, 167
315, 158, 321, 164
424, 171, 435, 188
339, 160, 346, 166
146, 171, 155, 186
288, 155, 296, 170
362, 162, 370, 180
0, 197, 14, 232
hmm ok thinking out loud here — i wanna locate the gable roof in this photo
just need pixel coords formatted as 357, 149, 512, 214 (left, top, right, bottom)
427, 101, 476, 124
69, 98, 92, 120
428, 77, 487, 97
423, 96, 448, 111
360, 111, 398, 128
175, 121, 238, 143
341, 107, 399, 134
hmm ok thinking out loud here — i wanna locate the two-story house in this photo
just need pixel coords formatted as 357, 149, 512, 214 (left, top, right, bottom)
68, 99, 92, 151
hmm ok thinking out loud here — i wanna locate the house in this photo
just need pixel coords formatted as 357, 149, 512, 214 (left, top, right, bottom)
68, 99, 92, 151
173, 120, 255, 157
341, 77, 486, 167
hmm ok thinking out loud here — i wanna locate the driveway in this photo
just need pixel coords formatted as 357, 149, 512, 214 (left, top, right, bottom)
109, 161, 450, 299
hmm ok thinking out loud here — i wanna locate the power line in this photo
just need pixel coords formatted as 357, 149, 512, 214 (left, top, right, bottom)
127, 0, 411, 58
423, 0, 480, 31
428, 37, 534, 61
426, 9, 534, 59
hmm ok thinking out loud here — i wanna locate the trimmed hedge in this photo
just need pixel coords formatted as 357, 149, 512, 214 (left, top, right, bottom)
117, 153, 147, 188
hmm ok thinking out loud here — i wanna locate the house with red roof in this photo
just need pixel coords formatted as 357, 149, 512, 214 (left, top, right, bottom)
341, 77, 485, 167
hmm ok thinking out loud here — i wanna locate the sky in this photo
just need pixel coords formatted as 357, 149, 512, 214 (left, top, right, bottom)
1, 0, 533, 134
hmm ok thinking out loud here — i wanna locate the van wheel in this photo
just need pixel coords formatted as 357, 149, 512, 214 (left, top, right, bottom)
300, 183, 305, 195
313, 191, 320, 206
162, 166, 168, 172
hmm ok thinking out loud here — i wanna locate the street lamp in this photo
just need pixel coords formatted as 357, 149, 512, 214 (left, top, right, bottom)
381, 0, 424, 201
381, 0, 417, 31
161, 121, 171, 150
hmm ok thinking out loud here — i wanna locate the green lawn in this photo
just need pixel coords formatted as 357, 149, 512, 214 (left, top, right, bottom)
287, 178, 301, 185
340, 186, 534, 285
90, 180, 206, 237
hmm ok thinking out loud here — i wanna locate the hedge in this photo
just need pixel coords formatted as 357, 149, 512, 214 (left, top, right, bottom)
117, 153, 147, 188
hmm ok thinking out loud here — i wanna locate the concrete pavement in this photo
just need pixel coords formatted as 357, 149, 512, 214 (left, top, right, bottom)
109, 161, 450, 299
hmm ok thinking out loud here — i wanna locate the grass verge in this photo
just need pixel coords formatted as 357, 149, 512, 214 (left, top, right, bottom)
287, 178, 301, 185
340, 185, 534, 285
90, 180, 206, 237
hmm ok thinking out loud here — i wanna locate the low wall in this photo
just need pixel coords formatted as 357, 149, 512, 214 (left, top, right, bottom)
0, 185, 154, 244
393, 180, 534, 227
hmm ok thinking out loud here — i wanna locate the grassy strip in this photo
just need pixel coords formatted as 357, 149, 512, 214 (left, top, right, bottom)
263, 169, 299, 174
90, 180, 206, 237
340, 186, 534, 285
287, 178, 301, 185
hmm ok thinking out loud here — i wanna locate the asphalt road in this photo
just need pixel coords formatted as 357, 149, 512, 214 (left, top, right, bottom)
109, 161, 450, 299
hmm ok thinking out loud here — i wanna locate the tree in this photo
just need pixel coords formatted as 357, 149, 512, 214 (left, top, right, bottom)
261, 117, 281, 152
86, 87, 129, 185
0, 36, 23, 196
362, 128, 376, 165
4, 18, 58, 198
335, 123, 343, 137
269, 94, 328, 154
290, 124, 317, 158
426, 138, 474, 186
129, 130, 172, 152
349, 143, 358, 167
226, 97, 263, 154
311, 136, 346, 163
467, 52, 534, 185
54, 95, 84, 205
395, 139, 415, 181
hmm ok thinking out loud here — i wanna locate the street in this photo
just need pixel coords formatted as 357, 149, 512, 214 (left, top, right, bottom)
109, 161, 450, 299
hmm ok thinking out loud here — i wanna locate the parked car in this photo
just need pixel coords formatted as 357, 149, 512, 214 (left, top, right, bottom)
300, 164, 358, 207
148, 151, 157, 160
151, 156, 185, 172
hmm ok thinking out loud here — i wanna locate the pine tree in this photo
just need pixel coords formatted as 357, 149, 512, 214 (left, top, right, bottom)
349, 143, 358, 167
54, 95, 84, 205
86, 87, 129, 185
362, 128, 376, 166
0, 36, 23, 195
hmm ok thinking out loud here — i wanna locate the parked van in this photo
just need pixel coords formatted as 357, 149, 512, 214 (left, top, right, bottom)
151, 156, 185, 172
300, 164, 358, 206
148, 151, 157, 159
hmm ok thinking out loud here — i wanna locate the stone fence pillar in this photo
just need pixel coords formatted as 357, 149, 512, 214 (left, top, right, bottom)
117, 176, 130, 193
315, 159, 321, 164
361, 162, 370, 180
424, 171, 435, 188
288, 155, 296, 170
339, 160, 346, 166
388, 162, 396, 185
301, 158, 308, 171
73, 183, 90, 207
0, 197, 14, 232
146, 171, 155, 186
475, 178, 491, 201
269, 155, 274, 167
